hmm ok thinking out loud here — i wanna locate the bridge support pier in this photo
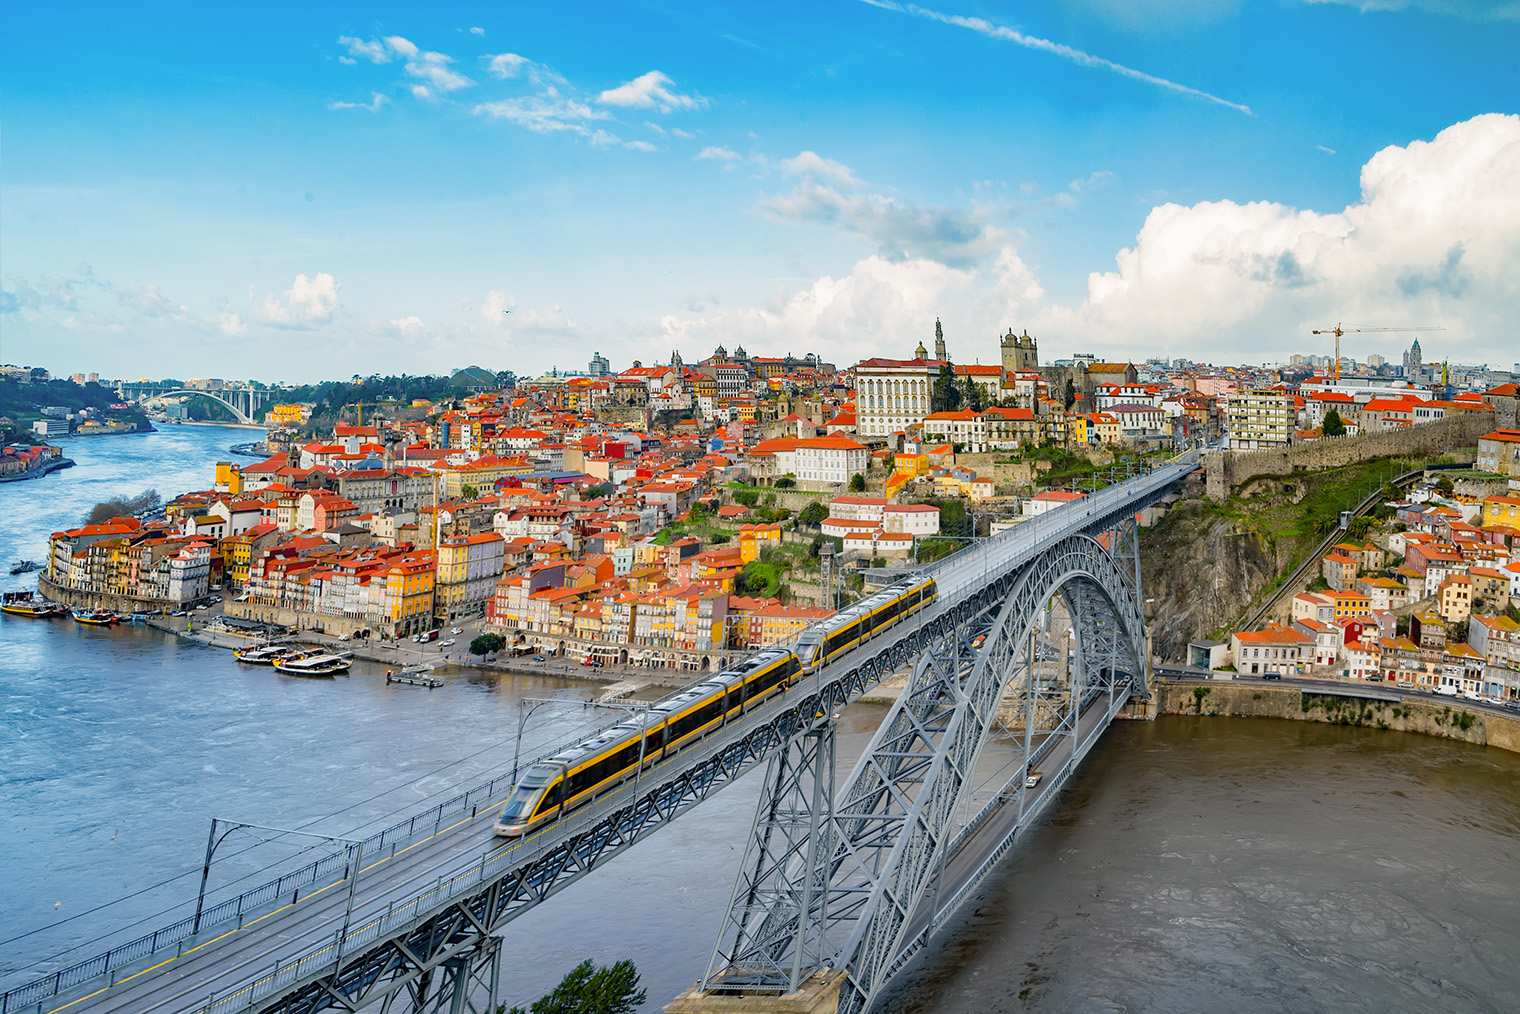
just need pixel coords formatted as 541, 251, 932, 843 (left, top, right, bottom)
666, 968, 847, 1014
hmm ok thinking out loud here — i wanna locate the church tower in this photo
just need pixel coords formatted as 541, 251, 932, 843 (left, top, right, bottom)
934, 318, 947, 362
1001, 328, 1039, 373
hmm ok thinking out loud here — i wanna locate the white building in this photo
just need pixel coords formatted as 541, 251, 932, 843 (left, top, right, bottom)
1226, 390, 1295, 449
882, 503, 940, 535
794, 436, 869, 489
855, 357, 939, 438
1023, 490, 1087, 516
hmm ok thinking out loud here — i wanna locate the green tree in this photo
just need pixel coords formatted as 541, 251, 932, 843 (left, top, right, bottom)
731, 487, 760, 507
849, 473, 866, 493
774, 477, 796, 489
931, 364, 962, 413
1063, 378, 1077, 411
460, 484, 479, 500
687, 500, 710, 522
471, 633, 506, 655
1322, 407, 1346, 436
506, 959, 646, 1014
1435, 475, 1455, 496
798, 501, 828, 527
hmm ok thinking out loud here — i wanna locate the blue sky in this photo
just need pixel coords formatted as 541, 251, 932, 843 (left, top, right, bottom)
3, 1, 1518, 382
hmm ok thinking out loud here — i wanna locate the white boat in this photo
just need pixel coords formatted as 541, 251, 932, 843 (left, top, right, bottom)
274, 652, 352, 677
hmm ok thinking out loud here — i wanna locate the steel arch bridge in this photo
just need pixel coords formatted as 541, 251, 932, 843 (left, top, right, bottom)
5, 455, 1194, 1014
700, 530, 1147, 1013
129, 387, 269, 425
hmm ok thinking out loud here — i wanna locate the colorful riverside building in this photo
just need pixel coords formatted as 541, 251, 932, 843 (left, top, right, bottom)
434, 531, 506, 623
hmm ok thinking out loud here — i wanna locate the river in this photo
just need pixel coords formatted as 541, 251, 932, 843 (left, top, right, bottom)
2, 426, 1517, 1012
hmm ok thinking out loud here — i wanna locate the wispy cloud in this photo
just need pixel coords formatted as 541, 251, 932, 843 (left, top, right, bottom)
860, 0, 1253, 116
598, 70, 706, 112
469, 26, 485, 36
697, 145, 742, 161
336, 36, 474, 95
761, 181, 1002, 267
328, 92, 390, 112
781, 150, 860, 186
254, 273, 341, 328
473, 97, 609, 135
1317, 144, 1337, 154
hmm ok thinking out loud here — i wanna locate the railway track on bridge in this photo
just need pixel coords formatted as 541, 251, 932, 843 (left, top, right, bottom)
10, 453, 1198, 1014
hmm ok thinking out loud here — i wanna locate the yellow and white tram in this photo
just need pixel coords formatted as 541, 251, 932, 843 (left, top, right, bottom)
494, 575, 938, 838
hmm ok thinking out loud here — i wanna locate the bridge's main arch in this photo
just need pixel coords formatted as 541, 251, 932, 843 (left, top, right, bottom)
703, 530, 1148, 1013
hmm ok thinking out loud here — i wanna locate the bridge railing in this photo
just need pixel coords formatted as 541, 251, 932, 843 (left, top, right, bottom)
2, 455, 1198, 1014
0, 769, 528, 1014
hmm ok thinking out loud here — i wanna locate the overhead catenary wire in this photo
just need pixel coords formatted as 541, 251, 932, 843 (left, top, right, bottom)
0, 705, 599, 958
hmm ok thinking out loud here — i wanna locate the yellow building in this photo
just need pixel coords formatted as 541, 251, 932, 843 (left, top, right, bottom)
382, 555, 435, 633
1481, 495, 1520, 528
213, 461, 244, 495
264, 403, 308, 427
738, 523, 782, 563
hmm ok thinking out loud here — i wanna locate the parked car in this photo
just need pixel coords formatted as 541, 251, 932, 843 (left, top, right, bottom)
338, 633, 350, 641
1462, 689, 1483, 702
1485, 696, 1505, 706
1261, 672, 1281, 681
451, 627, 464, 634
1434, 685, 1460, 697
532, 654, 546, 663
1397, 680, 1414, 689
440, 638, 456, 647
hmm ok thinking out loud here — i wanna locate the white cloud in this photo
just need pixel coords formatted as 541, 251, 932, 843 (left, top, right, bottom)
761, 181, 1004, 267
481, 290, 517, 324
644, 120, 667, 136
219, 310, 247, 336
473, 97, 607, 135
329, 92, 390, 112
256, 273, 341, 327
337, 36, 473, 94
488, 52, 528, 78
624, 139, 657, 152
383, 36, 418, 59
412, 84, 432, 99
671, 127, 695, 139
861, 0, 1253, 115
338, 36, 391, 64
781, 150, 860, 186
469, 26, 485, 36
1031, 113, 1520, 362
390, 315, 426, 337
597, 70, 706, 112
697, 145, 742, 161
658, 250, 1040, 368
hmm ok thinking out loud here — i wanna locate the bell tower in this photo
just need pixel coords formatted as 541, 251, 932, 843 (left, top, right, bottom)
934, 318, 947, 362
1001, 328, 1038, 373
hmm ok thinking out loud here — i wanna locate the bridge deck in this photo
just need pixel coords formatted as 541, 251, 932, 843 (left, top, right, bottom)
31, 455, 1197, 1014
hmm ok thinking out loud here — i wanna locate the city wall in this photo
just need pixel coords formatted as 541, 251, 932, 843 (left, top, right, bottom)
1205, 412, 1490, 501
38, 574, 184, 613
1152, 679, 1520, 754
224, 600, 379, 639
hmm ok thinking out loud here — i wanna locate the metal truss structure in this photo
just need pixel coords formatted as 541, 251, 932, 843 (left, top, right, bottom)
704, 525, 1149, 1014
14, 457, 1187, 1014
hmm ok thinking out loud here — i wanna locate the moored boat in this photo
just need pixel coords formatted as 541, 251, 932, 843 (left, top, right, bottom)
233, 642, 296, 665
9, 560, 41, 575
1, 591, 64, 618
273, 652, 352, 677
72, 609, 120, 626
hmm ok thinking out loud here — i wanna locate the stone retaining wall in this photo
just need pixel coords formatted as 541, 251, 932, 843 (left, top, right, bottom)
1205, 413, 1489, 501
224, 600, 379, 639
1152, 679, 1520, 753
37, 574, 186, 613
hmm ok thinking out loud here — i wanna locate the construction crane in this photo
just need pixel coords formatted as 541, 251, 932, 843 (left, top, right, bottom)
1310, 323, 1444, 382
342, 400, 397, 426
